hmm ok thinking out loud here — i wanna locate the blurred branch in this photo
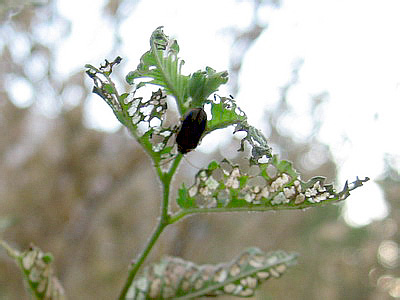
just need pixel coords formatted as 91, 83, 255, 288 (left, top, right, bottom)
227, 0, 281, 94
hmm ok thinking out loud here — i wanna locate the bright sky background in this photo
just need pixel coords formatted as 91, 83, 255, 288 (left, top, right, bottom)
10, 0, 400, 227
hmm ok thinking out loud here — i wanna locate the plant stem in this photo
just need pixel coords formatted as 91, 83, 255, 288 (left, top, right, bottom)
117, 219, 167, 300
117, 155, 182, 300
0, 240, 19, 259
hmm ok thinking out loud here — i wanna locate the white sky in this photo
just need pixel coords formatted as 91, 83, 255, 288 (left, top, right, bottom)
236, 0, 400, 226
10, 0, 400, 226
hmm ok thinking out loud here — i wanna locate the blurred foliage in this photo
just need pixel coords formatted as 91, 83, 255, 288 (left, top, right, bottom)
0, 0, 398, 299
0, 241, 65, 299
128, 248, 298, 299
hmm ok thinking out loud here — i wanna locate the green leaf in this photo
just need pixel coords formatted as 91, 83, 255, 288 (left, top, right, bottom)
176, 155, 369, 213
205, 95, 272, 163
207, 160, 219, 171
86, 57, 176, 166
188, 67, 228, 107
103, 83, 115, 94
125, 27, 228, 114
177, 184, 196, 209
207, 95, 247, 131
121, 88, 176, 165
0, 240, 66, 300
126, 247, 298, 299
125, 26, 189, 110
85, 28, 256, 169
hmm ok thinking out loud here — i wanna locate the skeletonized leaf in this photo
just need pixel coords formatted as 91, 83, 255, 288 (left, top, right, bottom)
86, 56, 174, 165
85, 28, 238, 167
121, 88, 174, 161
126, 247, 298, 299
177, 155, 369, 212
0, 240, 66, 300
85, 56, 125, 125
86, 58, 270, 167
206, 95, 272, 163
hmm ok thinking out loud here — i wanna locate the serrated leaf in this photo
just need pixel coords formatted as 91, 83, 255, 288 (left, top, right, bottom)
176, 155, 369, 212
125, 27, 229, 116
125, 26, 189, 109
86, 28, 232, 168
188, 67, 228, 107
0, 240, 66, 300
125, 247, 298, 299
207, 95, 247, 131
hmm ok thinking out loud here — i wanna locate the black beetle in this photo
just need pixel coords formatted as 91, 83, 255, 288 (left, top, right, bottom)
176, 107, 207, 154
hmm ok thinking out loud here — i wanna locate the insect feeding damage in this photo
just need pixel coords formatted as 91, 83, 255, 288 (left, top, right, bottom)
176, 107, 207, 154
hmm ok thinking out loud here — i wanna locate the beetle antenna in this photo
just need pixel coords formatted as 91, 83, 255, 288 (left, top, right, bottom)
182, 155, 202, 170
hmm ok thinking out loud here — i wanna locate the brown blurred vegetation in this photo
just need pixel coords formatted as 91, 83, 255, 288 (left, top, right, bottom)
1, 1, 399, 299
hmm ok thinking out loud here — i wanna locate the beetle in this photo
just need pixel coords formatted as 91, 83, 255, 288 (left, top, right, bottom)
175, 107, 207, 154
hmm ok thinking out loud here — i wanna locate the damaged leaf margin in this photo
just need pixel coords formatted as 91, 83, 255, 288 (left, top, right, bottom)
83, 27, 370, 300
175, 155, 369, 215
85, 56, 270, 165
126, 247, 298, 299
125, 26, 229, 114
0, 240, 66, 300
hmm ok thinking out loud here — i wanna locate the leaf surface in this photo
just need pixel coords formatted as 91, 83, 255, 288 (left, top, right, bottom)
177, 156, 369, 212
126, 247, 297, 299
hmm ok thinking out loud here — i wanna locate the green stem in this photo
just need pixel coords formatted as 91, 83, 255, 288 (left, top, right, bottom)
117, 155, 182, 300
117, 219, 167, 300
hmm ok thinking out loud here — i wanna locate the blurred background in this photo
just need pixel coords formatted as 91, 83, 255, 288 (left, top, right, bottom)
1, 0, 399, 299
